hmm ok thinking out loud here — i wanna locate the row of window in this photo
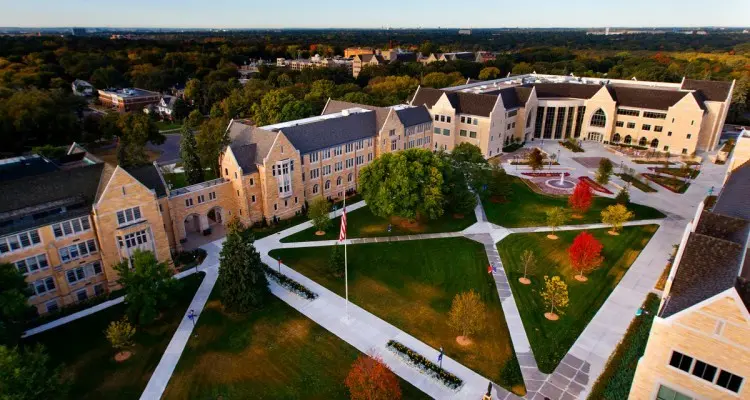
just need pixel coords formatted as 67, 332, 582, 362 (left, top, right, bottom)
14, 254, 49, 275
117, 229, 149, 249
40, 284, 106, 313
617, 108, 640, 117
307, 154, 371, 180
435, 114, 452, 123
459, 116, 479, 125
185, 191, 217, 207
506, 109, 518, 118
405, 136, 430, 149
311, 174, 355, 194
405, 122, 430, 136
116, 206, 142, 226
66, 261, 103, 284
271, 160, 293, 176
669, 350, 743, 393
0, 229, 42, 254
459, 130, 478, 138
59, 239, 98, 263
29, 277, 56, 297
433, 127, 451, 136
307, 138, 373, 163
615, 121, 665, 133
52, 216, 91, 238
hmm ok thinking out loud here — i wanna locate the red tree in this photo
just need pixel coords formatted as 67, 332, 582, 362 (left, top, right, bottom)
345, 353, 402, 400
568, 181, 593, 217
568, 231, 604, 281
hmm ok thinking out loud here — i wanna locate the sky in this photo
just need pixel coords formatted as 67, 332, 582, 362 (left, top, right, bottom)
1, 0, 748, 28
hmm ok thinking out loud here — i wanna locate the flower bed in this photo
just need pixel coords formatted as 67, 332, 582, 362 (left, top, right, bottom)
641, 173, 688, 194
559, 140, 584, 153
521, 172, 571, 178
263, 265, 318, 300
578, 176, 613, 194
502, 141, 525, 153
616, 173, 656, 193
386, 340, 463, 390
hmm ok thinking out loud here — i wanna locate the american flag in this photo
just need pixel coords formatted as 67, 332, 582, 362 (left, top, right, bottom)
339, 207, 347, 242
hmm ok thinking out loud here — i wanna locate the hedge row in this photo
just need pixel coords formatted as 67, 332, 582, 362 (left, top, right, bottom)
386, 340, 463, 390
262, 265, 318, 300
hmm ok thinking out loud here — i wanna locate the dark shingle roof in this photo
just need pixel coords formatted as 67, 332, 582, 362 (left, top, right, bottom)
660, 232, 745, 318
390, 53, 417, 63
610, 86, 691, 111
496, 87, 522, 109
530, 83, 602, 99
322, 100, 390, 132
231, 143, 258, 174
714, 160, 750, 221
395, 106, 432, 127
681, 79, 733, 102
279, 112, 377, 154
445, 92, 498, 117
695, 211, 750, 244
0, 155, 59, 182
410, 87, 445, 108
125, 164, 167, 198
514, 87, 533, 105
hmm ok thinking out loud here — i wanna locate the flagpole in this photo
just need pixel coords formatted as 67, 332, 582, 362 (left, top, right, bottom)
343, 196, 349, 321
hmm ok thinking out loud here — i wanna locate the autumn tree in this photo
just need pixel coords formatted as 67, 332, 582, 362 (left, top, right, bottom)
345, 353, 402, 400
518, 250, 536, 285
105, 318, 136, 359
541, 276, 569, 321
545, 207, 568, 239
447, 290, 486, 343
601, 204, 634, 235
596, 158, 614, 185
568, 181, 593, 217
526, 148, 546, 171
359, 149, 444, 221
218, 219, 270, 312
479, 67, 501, 80
309, 197, 331, 234
568, 232, 604, 282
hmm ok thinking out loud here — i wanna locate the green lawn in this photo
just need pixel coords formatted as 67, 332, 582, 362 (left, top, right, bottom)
270, 238, 526, 395
482, 176, 664, 227
281, 205, 476, 242
642, 174, 689, 194
164, 290, 430, 399
23, 273, 205, 400
497, 225, 657, 373
156, 120, 183, 131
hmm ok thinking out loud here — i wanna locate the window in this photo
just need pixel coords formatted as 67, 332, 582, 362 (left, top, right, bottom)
121, 230, 148, 249
433, 127, 440, 134
52, 217, 91, 238
345, 158, 354, 168
234, 171, 238, 179
644, 111, 667, 119
310, 168, 320, 179
472, 118, 477, 125
639, 137, 648, 147
116, 206, 142, 226
322, 165, 331, 175
447, 116, 451, 123
45, 300, 59, 313
390, 140, 397, 151
14, 254, 49, 275
590, 109, 608, 128
642, 124, 651, 131
651, 138, 659, 148
309, 152, 319, 163
322, 149, 331, 159
459, 130, 467, 137
312, 184, 319, 194
273, 204, 277, 211
656, 385, 693, 400
507, 109, 518, 118
443, 129, 450, 136
682, 148, 688, 155
0, 230, 41, 254
686, 134, 692, 139
669, 351, 693, 373
333, 146, 343, 156
507, 123, 511, 130
616, 108, 640, 117
225, 168, 229, 176
185, 198, 193, 207
209, 192, 216, 200
251, 195, 256, 202
664, 146, 670, 151
334, 161, 343, 172
324, 180, 331, 190
59, 239, 97, 263
440, 115, 445, 122
612, 133, 621, 142
469, 131, 477, 139
460, 116, 466, 123
654, 126, 663, 132
29, 277, 56, 296
66, 261, 103, 284
434, 115, 439, 121
668, 131, 673, 137
717, 370, 743, 393
94, 283, 105, 297
367, 153, 373, 162
76, 289, 88, 302
197, 194, 205, 204
348, 173, 353, 182
389, 129, 396, 137
250, 178, 254, 186
616, 121, 624, 127
336, 177, 342, 186
692, 360, 718, 382
345, 143, 354, 153
356, 155, 364, 165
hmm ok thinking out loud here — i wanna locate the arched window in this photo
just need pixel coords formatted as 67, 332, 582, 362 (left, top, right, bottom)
312, 184, 319, 194
336, 176, 342, 186
325, 180, 331, 190
624, 135, 632, 144
590, 109, 606, 128
612, 133, 621, 142
651, 138, 659, 148
639, 137, 648, 147
347, 173, 353, 182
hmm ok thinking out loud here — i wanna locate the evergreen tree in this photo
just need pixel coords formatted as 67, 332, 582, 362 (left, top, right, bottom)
328, 244, 344, 277
179, 124, 203, 185
218, 220, 269, 312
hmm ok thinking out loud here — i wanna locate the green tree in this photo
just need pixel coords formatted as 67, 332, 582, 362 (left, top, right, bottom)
179, 123, 203, 185
615, 187, 630, 204
195, 116, 229, 176
596, 158, 614, 185
328, 244, 344, 277
0, 345, 69, 399
478, 67, 501, 80
359, 149, 444, 221
0, 263, 30, 346
105, 318, 136, 357
251, 89, 297, 126
545, 207, 568, 238
451, 142, 485, 164
527, 148, 546, 171
441, 160, 476, 215
114, 250, 178, 324
279, 100, 313, 122
116, 112, 163, 168
218, 221, 270, 312
309, 197, 331, 233
171, 97, 190, 121
420, 72, 465, 89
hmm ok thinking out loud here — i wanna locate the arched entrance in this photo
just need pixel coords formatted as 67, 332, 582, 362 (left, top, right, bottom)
207, 207, 223, 225
651, 138, 659, 148
624, 135, 632, 144
639, 137, 648, 147
612, 133, 621, 143
184, 214, 201, 235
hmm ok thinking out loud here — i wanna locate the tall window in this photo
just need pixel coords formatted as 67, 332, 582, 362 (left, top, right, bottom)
574, 106, 586, 138
59, 239, 98, 263
554, 107, 566, 139
565, 106, 575, 138
116, 207, 142, 226
534, 107, 544, 138
590, 109, 606, 128
52, 217, 91, 238
543, 107, 555, 139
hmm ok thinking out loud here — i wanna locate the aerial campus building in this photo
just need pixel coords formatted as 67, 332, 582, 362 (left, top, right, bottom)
0, 73, 735, 319
410, 73, 734, 158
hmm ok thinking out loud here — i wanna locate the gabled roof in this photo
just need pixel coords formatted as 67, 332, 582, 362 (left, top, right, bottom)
395, 106, 432, 127
410, 86, 445, 108
515, 86, 533, 104
681, 79, 733, 102
125, 164, 168, 198
530, 83, 602, 99
494, 87, 523, 109
230, 143, 258, 174
609, 86, 692, 111
445, 92, 498, 117
228, 120, 278, 161
714, 159, 750, 221
322, 99, 390, 131
278, 112, 377, 154
390, 53, 417, 63
357, 54, 384, 63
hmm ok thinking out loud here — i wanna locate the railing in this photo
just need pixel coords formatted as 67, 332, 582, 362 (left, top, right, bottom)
170, 178, 227, 197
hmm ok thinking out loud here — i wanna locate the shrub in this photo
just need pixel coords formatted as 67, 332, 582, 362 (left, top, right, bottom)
386, 340, 463, 389
105, 317, 136, 352
615, 188, 630, 204
262, 264, 318, 300
596, 158, 614, 185
309, 197, 331, 232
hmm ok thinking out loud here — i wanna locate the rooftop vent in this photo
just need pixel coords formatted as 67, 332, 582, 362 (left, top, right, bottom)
341, 109, 350, 116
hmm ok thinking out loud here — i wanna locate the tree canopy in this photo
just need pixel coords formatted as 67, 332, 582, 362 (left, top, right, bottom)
114, 250, 178, 324
218, 219, 269, 312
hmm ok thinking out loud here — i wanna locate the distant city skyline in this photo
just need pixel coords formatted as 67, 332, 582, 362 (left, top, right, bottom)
0, 0, 748, 29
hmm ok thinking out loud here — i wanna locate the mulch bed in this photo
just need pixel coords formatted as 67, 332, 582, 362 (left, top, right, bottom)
521, 172, 571, 178
642, 173, 688, 194
578, 176, 613, 194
